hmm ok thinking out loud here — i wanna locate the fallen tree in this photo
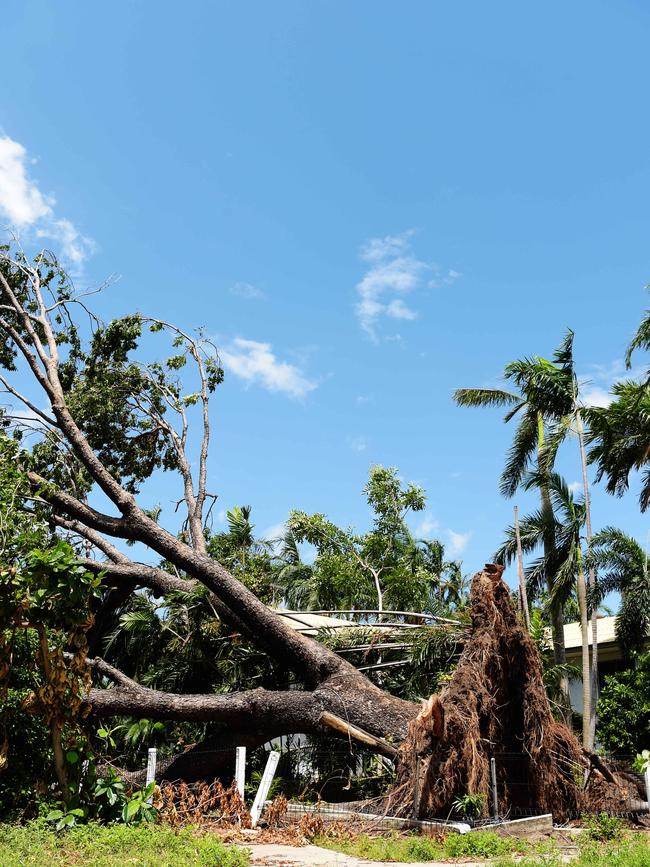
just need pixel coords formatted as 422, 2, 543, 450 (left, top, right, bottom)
0, 249, 637, 816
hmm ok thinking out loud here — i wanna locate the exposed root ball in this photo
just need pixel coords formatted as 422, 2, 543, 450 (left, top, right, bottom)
388, 564, 633, 821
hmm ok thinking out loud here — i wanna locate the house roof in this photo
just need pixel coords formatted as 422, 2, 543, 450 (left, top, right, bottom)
562, 616, 619, 650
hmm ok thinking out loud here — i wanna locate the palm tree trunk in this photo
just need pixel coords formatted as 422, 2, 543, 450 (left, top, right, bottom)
514, 505, 531, 630
575, 545, 591, 748
537, 414, 570, 716
576, 409, 598, 745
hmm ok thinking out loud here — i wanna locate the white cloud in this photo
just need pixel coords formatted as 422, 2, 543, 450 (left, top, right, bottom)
347, 435, 367, 452
0, 135, 95, 269
221, 337, 317, 399
414, 515, 440, 537
354, 231, 460, 339
446, 529, 471, 557
581, 385, 613, 408
229, 282, 265, 300
263, 521, 286, 541
568, 481, 582, 495
578, 358, 647, 409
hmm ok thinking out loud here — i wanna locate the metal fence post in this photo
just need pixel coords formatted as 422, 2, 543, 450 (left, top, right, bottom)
250, 750, 280, 827
490, 756, 498, 820
412, 755, 420, 819
235, 746, 246, 799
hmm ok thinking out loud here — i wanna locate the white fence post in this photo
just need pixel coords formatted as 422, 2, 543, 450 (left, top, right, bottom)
235, 746, 246, 799
645, 766, 650, 807
145, 747, 157, 802
250, 750, 280, 827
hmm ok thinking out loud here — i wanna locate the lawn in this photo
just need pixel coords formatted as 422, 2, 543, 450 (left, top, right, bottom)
0, 823, 249, 867
316, 829, 650, 865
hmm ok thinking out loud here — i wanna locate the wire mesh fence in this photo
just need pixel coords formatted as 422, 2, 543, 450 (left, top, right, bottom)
109, 740, 649, 831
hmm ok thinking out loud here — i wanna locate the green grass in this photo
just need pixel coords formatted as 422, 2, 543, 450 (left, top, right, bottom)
318, 829, 650, 864
0, 822, 249, 867
316, 829, 528, 861
495, 837, 650, 867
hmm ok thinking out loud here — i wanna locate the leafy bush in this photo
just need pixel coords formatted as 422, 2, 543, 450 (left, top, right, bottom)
443, 830, 515, 858
452, 792, 485, 819
597, 653, 650, 755
583, 812, 623, 842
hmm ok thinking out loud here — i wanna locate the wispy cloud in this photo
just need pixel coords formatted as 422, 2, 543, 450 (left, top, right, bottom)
354, 231, 459, 340
221, 337, 317, 399
578, 358, 646, 408
229, 281, 265, 300
446, 529, 471, 557
412, 512, 471, 557
347, 435, 367, 452
0, 134, 95, 270
568, 481, 582, 495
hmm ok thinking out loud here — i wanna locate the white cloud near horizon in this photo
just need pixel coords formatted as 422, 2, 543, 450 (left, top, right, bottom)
221, 337, 317, 399
0, 135, 95, 269
354, 231, 459, 339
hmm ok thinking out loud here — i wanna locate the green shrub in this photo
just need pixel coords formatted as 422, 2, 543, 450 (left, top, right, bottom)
583, 812, 623, 842
597, 653, 650, 756
443, 830, 517, 858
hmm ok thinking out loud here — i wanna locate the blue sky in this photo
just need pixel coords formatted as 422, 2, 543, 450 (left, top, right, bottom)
1, 0, 649, 587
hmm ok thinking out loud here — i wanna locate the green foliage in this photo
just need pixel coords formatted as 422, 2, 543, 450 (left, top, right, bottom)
633, 749, 650, 774
444, 830, 515, 858
583, 812, 623, 842
0, 822, 249, 867
597, 653, 650, 755
284, 465, 466, 616
451, 792, 485, 819
588, 528, 650, 655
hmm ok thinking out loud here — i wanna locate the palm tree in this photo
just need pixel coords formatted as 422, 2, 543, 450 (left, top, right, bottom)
455, 332, 601, 738
542, 331, 599, 744
588, 528, 650, 656
454, 345, 575, 693
495, 472, 590, 739
586, 302, 650, 512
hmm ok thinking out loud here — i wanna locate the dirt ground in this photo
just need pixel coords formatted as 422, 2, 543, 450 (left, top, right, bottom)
247, 843, 489, 866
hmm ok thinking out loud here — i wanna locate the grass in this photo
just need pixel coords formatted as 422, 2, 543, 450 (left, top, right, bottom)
317, 828, 650, 864
495, 837, 650, 866
0, 822, 250, 867
316, 829, 528, 861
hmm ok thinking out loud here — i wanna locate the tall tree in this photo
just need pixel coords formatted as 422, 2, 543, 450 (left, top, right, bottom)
454, 347, 574, 699
586, 302, 650, 511
495, 472, 590, 741
0, 246, 417, 771
541, 331, 599, 745
286, 466, 430, 614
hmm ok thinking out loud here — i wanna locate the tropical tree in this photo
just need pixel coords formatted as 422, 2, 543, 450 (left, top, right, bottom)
495, 472, 589, 737
586, 302, 650, 511
588, 528, 650, 656
0, 245, 454, 781
454, 343, 574, 691
283, 466, 466, 617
